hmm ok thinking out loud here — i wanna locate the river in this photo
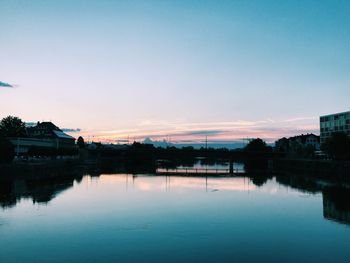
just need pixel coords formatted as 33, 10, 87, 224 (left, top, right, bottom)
1, 172, 350, 262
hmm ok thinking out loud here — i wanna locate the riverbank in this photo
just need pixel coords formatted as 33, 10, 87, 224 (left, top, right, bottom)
2, 157, 350, 182
273, 158, 350, 178
0, 160, 87, 180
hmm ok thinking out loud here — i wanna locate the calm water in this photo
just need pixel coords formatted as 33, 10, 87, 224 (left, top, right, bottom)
1, 174, 350, 263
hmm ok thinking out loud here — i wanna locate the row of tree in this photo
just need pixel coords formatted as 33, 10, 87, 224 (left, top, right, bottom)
1, 114, 350, 164
0, 116, 82, 163
322, 132, 350, 160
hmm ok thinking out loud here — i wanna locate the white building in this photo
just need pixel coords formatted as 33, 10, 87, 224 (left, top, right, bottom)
320, 111, 350, 144
9, 121, 76, 155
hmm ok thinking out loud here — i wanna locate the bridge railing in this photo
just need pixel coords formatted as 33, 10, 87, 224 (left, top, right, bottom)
156, 168, 241, 174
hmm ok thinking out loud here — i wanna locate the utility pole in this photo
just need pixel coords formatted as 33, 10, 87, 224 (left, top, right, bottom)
16, 137, 20, 157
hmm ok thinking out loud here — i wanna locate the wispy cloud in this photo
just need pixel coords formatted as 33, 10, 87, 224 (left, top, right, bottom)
0, 81, 13, 88
282, 116, 318, 122
177, 130, 225, 136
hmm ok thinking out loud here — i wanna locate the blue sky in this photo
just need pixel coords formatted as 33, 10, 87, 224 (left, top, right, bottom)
1, 0, 349, 143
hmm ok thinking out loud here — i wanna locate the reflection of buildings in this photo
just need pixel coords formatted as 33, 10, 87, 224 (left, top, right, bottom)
320, 111, 350, 144
0, 176, 81, 208
323, 188, 350, 225
276, 174, 350, 226
275, 175, 320, 193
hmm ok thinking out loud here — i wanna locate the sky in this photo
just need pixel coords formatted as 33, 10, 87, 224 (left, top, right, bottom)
1, 0, 349, 145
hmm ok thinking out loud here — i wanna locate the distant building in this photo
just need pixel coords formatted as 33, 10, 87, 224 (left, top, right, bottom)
10, 121, 76, 155
320, 111, 350, 144
275, 134, 320, 154
27, 122, 75, 148
289, 134, 320, 152
86, 142, 128, 150
27, 122, 61, 138
274, 137, 290, 153
87, 142, 102, 150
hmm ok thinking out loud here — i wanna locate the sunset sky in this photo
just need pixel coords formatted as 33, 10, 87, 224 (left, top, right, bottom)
1, 0, 349, 144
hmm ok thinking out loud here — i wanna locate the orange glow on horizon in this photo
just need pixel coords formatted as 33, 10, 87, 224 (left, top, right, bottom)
67, 118, 319, 144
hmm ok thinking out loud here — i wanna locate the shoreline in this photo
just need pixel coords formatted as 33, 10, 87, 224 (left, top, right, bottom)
1, 157, 350, 181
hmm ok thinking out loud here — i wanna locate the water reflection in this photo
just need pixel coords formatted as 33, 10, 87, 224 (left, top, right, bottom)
323, 188, 350, 225
122, 175, 256, 192
158, 159, 245, 173
1, 171, 350, 263
0, 176, 82, 208
276, 174, 350, 226
1, 172, 350, 227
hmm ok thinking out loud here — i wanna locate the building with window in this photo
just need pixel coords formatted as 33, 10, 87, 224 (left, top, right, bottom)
26, 122, 75, 149
9, 122, 76, 155
275, 133, 320, 154
320, 111, 350, 144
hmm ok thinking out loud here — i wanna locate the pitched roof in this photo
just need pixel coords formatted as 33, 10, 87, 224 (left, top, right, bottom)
53, 130, 75, 140
37, 122, 60, 131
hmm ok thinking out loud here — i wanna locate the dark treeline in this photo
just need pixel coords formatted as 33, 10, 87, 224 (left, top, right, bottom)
90, 143, 233, 173
97, 139, 274, 160
1, 115, 350, 166
321, 132, 350, 160
88, 139, 276, 174
95, 140, 274, 160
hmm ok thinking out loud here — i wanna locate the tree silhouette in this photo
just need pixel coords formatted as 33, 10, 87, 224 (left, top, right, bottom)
322, 132, 350, 160
0, 116, 26, 137
77, 136, 85, 148
0, 134, 15, 163
245, 138, 269, 152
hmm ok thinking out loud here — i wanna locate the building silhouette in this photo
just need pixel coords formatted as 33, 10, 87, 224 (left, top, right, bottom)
9, 121, 76, 155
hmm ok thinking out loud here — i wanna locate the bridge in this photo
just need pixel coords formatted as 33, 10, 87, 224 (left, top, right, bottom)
156, 167, 244, 176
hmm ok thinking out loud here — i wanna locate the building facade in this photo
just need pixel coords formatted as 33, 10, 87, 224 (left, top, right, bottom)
320, 111, 350, 144
10, 122, 76, 155
275, 133, 320, 154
